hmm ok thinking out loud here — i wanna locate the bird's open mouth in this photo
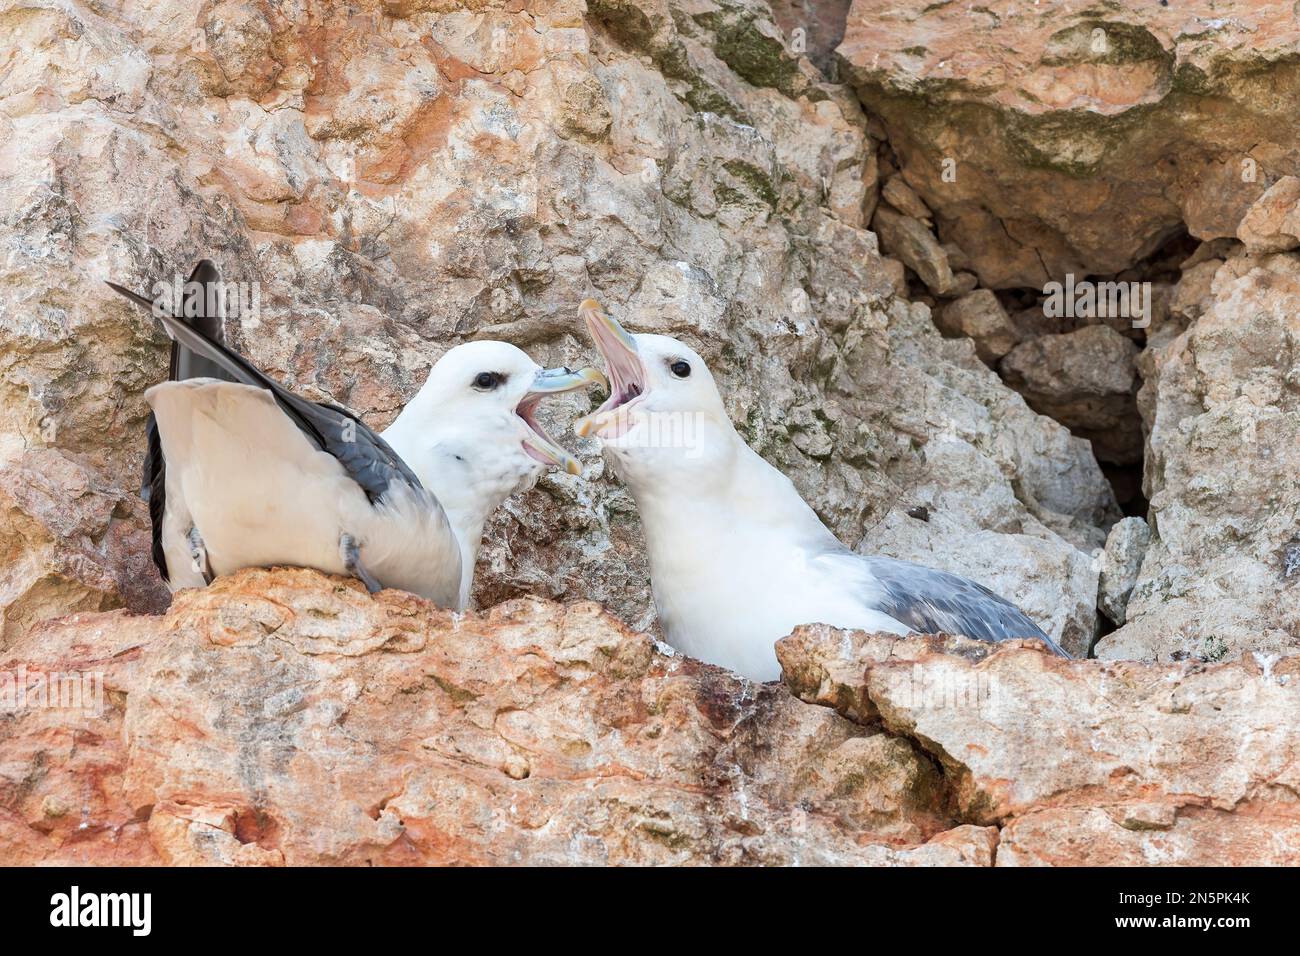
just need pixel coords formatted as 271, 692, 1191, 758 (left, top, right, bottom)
518, 365, 607, 474
574, 299, 646, 440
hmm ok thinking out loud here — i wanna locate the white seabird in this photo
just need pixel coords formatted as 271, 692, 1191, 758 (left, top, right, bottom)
107, 263, 605, 609
574, 299, 1070, 681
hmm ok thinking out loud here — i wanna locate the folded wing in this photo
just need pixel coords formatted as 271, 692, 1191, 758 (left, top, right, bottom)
824, 550, 1071, 658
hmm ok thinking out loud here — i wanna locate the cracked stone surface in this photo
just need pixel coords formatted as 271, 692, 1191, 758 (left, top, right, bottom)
5, 567, 1297, 865
837, 0, 1300, 288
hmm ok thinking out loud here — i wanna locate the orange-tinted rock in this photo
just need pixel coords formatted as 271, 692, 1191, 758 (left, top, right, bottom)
778, 623, 1300, 864
1237, 176, 1300, 253
838, 0, 1300, 286
9, 570, 1299, 865
3, 569, 971, 866
998, 805, 1300, 867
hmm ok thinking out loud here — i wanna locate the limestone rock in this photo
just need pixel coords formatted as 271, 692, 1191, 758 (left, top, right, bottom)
1000, 326, 1142, 465
768, 0, 854, 79
778, 623, 1300, 864
2, 567, 980, 865
1099, 254, 1300, 663
941, 242, 972, 274
1181, 238, 1239, 270
838, 0, 1300, 286
8, 567, 1300, 866
933, 289, 1021, 364
880, 175, 931, 221
1097, 516, 1151, 625
1237, 176, 1300, 254
1168, 259, 1222, 324
871, 205, 956, 295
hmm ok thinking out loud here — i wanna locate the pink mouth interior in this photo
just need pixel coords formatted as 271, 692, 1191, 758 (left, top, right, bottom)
589, 322, 646, 416
516, 393, 559, 463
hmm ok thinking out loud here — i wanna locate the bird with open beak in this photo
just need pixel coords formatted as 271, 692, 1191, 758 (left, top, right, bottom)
575, 298, 1070, 682
108, 264, 606, 609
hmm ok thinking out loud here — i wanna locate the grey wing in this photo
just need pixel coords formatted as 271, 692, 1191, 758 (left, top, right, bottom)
291, 400, 425, 504
859, 555, 1071, 658
109, 279, 424, 504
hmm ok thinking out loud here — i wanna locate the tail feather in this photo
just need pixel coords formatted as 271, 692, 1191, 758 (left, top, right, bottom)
171, 260, 231, 382
108, 273, 425, 501
114, 258, 233, 584
143, 415, 169, 580
109, 276, 325, 442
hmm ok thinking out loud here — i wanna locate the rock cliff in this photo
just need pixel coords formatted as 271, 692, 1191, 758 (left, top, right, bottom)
0, 0, 1116, 658
5, 568, 1296, 865
2, 0, 1298, 864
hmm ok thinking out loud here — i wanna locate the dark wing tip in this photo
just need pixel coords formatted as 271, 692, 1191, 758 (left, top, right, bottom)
188, 260, 219, 285
106, 280, 157, 312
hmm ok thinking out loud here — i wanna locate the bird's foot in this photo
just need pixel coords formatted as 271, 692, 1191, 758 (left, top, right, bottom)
187, 527, 214, 585
339, 533, 382, 594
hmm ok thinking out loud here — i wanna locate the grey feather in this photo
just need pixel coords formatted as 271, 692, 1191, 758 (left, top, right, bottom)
168, 260, 232, 382
854, 553, 1071, 658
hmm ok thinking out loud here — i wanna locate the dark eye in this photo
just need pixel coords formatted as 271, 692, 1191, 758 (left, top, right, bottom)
669, 360, 691, 378
473, 371, 502, 391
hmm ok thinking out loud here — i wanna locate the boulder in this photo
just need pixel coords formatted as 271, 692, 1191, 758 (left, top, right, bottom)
1000, 326, 1142, 465
1097, 516, 1151, 625
838, 0, 1300, 287
1237, 176, 1300, 254
933, 289, 1021, 364
778, 622, 1300, 864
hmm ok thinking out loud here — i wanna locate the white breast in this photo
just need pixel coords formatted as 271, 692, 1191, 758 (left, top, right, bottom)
148, 380, 462, 606
642, 498, 907, 682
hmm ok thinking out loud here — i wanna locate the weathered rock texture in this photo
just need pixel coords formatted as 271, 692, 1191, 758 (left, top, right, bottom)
779, 621, 1300, 865
1238, 176, 1300, 254
5, 568, 1297, 865
1099, 253, 1300, 662
933, 289, 1019, 365
1097, 516, 1149, 626
838, 0, 1300, 288
1, 568, 986, 865
830, 0, 1300, 663
0, 0, 1116, 655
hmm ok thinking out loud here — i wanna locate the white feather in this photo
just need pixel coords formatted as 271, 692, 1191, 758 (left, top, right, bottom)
149, 380, 462, 606
594, 332, 1059, 681
149, 340, 561, 610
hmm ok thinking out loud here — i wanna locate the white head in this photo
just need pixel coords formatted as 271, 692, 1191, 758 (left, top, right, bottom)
384, 339, 605, 590
573, 301, 742, 498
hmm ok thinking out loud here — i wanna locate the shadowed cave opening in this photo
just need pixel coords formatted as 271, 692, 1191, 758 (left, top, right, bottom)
921, 227, 1203, 526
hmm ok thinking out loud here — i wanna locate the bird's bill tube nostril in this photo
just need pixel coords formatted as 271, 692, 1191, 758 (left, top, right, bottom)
519, 365, 607, 475
575, 299, 645, 439
527, 365, 608, 393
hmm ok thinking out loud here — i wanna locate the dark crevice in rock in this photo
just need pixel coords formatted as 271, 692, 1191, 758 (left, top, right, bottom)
918, 227, 1204, 524
983, 228, 1199, 519
1101, 461, 1147, 519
